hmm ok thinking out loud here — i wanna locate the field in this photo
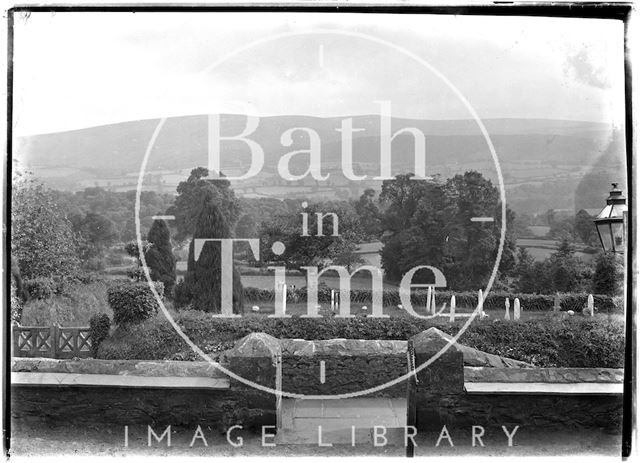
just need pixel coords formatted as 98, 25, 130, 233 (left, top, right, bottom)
516, 238, 597, 262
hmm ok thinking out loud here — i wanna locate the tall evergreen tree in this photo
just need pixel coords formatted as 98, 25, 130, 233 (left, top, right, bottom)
181, 196, 244, 313
145, 219, 176, 296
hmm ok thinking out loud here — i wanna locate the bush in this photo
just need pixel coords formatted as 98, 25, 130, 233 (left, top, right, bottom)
20, 280, 112, 326
97, 311, 625, 368
107, 281, 164, 326
23, 277, 58, 300
89, 313, 111, 357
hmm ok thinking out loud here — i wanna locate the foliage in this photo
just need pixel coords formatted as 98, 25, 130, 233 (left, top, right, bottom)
89, 313, 111, 357
547, 215, 576, 241
178, 198, 244, 313
71, 212, 119, 260
592, 251, 625, 296
167, 167, 241, 242
51, 186, 175, 243
10, 280, 24, 323
574, 209, 599, 246
124, 240, 150, 264
23, 277, 59, 300
20, 280, 112, 326
11, 175, 80, 279
516, 238, 594, 293
144, 220, 177, 296
354, 188, 382, 241
379, 172, 517, 289
98, 311, 624, 368
259, 200, 364, 270
237, 197, 300, 232
107, 281, 164, 326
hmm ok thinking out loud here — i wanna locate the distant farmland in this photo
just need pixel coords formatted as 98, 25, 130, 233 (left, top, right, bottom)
516, 238, 596, 262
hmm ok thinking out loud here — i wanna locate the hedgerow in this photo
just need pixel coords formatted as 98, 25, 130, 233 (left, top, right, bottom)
97, 311, 625, 368
242, 287, 623, 313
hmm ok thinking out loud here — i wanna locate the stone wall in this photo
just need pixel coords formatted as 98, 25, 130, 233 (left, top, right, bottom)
281, 339, 407, 396
418, 394, 623, 431
10, 332, 625, 433
11, 333, 282, 432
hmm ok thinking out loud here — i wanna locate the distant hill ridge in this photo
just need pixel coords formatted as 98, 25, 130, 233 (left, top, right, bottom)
14, 114, 624, 215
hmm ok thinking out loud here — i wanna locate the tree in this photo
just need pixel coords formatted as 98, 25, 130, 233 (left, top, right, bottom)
592, 252, 624, 296
514, 247, 536, 292
259, 201, 364, 271
179, 194, 244, 313
574, 209, 599, 247
378, 171, 516, 289
442, 172, 517, 287
11, 176, 80, 279
75, 212, 119, 259
547, 239, 591, 292
548, 216, 575, 241
144, 220, 177, 296
168, 167, 240, 242
354, 189, 382, 241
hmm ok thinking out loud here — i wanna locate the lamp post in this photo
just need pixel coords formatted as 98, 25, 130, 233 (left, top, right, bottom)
594, 183, 627, 253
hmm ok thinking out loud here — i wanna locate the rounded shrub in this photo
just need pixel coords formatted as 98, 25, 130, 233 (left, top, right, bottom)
107, 281, 164, 326
89, 313, 111, 357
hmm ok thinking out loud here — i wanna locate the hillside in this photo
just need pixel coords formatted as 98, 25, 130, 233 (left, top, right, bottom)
14, 115, 625, 213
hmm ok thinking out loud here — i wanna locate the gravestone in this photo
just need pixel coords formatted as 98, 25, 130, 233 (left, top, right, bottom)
514, 298, 521, 320
505, 298, 511, 320
586, 294, 594, 317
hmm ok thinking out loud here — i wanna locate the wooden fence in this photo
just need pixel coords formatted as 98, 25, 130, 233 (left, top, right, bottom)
12, 325, 92, 359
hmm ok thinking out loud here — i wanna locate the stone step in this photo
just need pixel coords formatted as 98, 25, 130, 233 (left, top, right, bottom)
277, 398, 407, 445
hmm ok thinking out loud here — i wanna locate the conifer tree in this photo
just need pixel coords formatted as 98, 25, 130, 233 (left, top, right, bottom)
145, 219, 176, 296
181, 198, 244, 313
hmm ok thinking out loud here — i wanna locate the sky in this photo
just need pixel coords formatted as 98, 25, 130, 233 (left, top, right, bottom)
11, 11, 626, 136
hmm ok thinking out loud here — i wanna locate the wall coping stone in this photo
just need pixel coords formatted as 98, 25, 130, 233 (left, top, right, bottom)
280, 339, 407, 356
226, 332, 281, 358
12, 358, 229, 378
464, 367, 624, 384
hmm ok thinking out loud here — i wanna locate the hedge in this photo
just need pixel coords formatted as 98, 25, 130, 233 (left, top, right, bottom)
88, 313, 111, 357
107, 281, 164, 326
98, 311, 625, 368
243, 287, 623, 314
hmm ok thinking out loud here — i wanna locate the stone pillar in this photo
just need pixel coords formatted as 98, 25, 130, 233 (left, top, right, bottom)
226, 333, 281, 429
410, 328, 464, 431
